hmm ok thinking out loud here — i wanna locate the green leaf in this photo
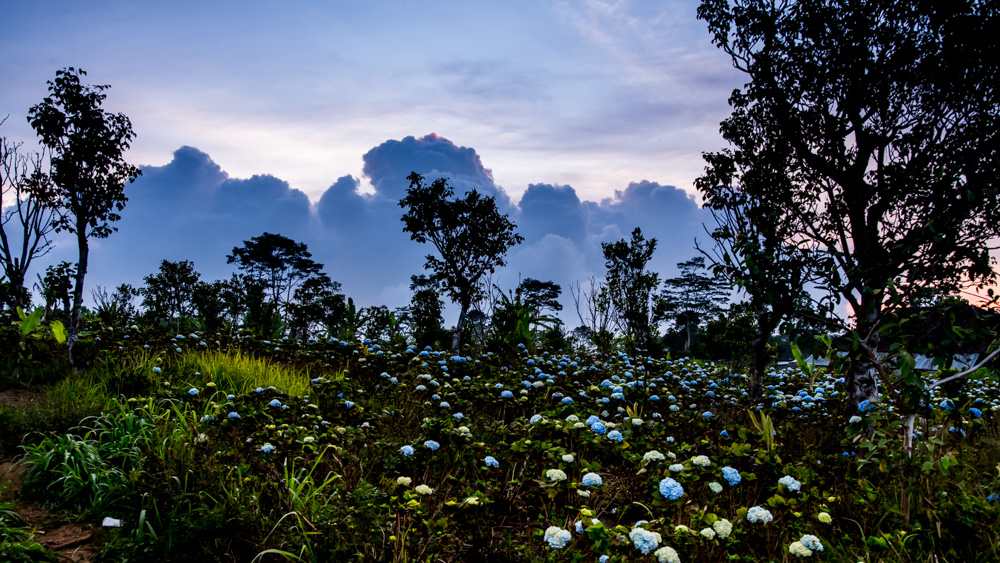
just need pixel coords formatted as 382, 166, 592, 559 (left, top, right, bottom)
21, 307, 44, 336
50, 320, 67, 344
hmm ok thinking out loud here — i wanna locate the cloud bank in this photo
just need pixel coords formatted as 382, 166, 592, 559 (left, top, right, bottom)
36, 134, 711, 325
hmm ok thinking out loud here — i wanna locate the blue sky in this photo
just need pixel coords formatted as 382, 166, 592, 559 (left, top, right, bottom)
2, 0, 748, 321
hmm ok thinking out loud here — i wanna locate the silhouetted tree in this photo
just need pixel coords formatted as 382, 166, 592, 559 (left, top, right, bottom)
1, 118, 55, 310
405, 274, 446, 349
602, 228, 660, 353
399, 172, 523, 352
27, 68, 140, 363
658, 257, 730, 351
698, 0, 1000, 403
227, 232, 326, 324
141, 260, 201, 330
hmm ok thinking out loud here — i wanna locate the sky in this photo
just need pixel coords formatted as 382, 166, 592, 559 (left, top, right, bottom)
1, 0, 751, 323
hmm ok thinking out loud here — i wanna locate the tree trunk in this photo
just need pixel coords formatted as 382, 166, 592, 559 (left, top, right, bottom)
68, 230, 88, 366
847, 308, 881, 406
452, 300, 468, 353
748, 311, 776, 400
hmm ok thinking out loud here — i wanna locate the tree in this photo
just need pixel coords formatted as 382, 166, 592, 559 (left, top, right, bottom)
697, 0, 1000, 404
1, 117, 55, 310
140, 260, 201, 329
658, 256, 731, 352
602, 228, 660, 353
696, 168, 833, 398
27, 68, 140, 362
91, 283, 140, 328
36, 261, 76, 324
517, 278, 563, 317
405, 274, 446, 349
399, 172, 523, 352
287, 276, 347, 340
227, 232, 326, 324
570, 277, 615, 354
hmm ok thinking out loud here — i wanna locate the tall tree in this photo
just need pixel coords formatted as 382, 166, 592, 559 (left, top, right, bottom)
227, 232, 326, 324
698, 0, 1000, 404
602, 227, 660, 353
694, 177, 831, 398
399, 172, 523, 352
27, 68, 140, 363
658, 257, 731, 351
0, 118, 55, 310
405, 274, 446, 349
140, 260, 201, 329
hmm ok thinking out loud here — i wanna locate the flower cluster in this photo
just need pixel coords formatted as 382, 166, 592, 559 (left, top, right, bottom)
659, 477, 684, 500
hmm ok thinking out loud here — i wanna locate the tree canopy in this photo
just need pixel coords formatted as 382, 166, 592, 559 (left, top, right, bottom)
27, 67, 140, 361
697, 0, 1000, 403
399, 172, 523, 352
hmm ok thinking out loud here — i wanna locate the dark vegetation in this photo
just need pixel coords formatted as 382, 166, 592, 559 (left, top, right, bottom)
2, 0, 1000, 560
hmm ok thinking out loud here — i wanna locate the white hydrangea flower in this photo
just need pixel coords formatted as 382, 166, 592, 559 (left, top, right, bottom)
546, 469, 568, 482
712, 518, 733, 539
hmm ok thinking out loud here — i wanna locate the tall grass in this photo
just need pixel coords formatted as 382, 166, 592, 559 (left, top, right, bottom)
174, 350, 313, 396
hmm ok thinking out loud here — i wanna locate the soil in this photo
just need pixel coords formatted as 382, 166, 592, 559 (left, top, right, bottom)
0, 388, 43, 408
2, 455, 100, 562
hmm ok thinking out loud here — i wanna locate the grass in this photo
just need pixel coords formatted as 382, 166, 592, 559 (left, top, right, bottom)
0, 326, 998, 561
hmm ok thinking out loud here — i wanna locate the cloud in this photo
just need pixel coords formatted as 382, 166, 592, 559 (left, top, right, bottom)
30, 134, 711, 328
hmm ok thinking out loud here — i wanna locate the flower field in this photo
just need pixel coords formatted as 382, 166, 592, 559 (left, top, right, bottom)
1, 328, 999, 562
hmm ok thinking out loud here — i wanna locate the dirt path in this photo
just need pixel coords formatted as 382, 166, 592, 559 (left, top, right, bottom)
2, 456, 100, 562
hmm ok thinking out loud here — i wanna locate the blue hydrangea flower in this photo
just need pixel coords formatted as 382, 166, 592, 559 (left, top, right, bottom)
659, 477, 684, 500
607, 430, 623, 442
702, 411, 713, 418
344, 401, 355, 408
969, 407, 983, 418
501, 390, 514, 398
227, 411, 240, 419
188, 388, 199, 396
722, 466, 741, 486
858, 400, 875, 412
255, 387, 264, 393
484, 455, 500, 468
581, 472, 603, 487
799, 534, 823, 552
152, 367, 162, 374
424, 440, 440, 451
400, 445, 415, 456
269, 399, 282, 407
779, 475, 801, 493
585, 415, 601, 425
561, 397, 575, 405
260, 444, 275, 454
629, 527, 661, 554
453, 412, 464, 420
530, 414, 543, 424
940, 399, 955, 410
591, 421, 607, 435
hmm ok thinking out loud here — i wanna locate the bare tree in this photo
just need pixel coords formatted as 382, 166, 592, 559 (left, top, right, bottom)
0, 116, 55, 310
570, 276, 616, 353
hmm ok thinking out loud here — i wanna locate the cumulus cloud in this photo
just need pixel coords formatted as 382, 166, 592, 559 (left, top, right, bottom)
31, 134, 711, 327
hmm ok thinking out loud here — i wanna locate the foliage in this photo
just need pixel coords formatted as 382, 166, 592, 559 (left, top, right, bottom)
141, 260, 201, 330
697, 0, 1000, 405
227, 232, 328, 324
399, 172, 523, 352
0, 323, 999, 561
658, 256, 731, 352
601, 228, 660, 354
26, 67, 141, 362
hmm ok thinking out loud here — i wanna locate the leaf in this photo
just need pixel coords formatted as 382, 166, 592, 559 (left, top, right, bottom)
21, 307, 44, 336
50, 320, 67, 344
